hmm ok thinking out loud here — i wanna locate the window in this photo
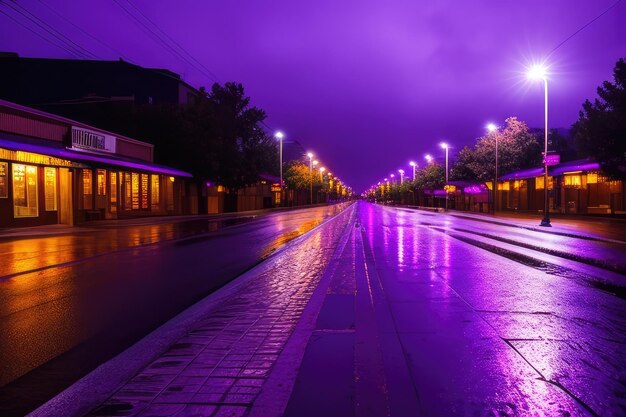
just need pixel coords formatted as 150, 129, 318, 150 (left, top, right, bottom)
166, 176, 174, 211
82, 169, 93, 209
151, 175, 160, 210
141, 174, 148, 209
97, 169, 107, 196
0, 162, 7, 198
13, 164, 38, 217
587, 173, 598, 184
564, 175, 582, 188
110, 171, 117, 212
44, 167, 57, 211
131, 172, 139, 209
124, 173, 132, 210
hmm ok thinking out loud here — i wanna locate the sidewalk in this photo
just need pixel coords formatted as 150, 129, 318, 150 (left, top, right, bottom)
30, 204, 359, 417
406, 205, 626, 243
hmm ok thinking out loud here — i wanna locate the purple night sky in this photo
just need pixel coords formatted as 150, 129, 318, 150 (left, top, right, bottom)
1, 0, 624, 192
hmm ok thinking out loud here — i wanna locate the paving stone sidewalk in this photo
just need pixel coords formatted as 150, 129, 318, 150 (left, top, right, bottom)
65, 205, 358, 417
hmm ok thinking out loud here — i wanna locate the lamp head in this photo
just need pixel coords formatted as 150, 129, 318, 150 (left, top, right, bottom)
398, 169, 404, 174
486, 123, 498, 133
440, 142, 448, 150
307, 152, 314, 159
527, 64, 547, 80
409, 161, 416, 167
274, 131, 284, 139
425, 154, 433, 162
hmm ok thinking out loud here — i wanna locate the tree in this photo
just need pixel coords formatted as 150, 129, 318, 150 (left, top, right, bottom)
143, 83, 277, 189
415, 163, 445, 190
283, 161, 321, 190
451, 117, 541, 182
572, 58, 626, 179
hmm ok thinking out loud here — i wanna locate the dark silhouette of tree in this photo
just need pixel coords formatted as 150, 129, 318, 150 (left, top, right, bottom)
572, 58, 626, 179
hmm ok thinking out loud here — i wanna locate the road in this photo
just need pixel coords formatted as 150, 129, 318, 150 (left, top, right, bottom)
350, 203, 626, 416
0, 204, 347, 416
4, 201, 626, 416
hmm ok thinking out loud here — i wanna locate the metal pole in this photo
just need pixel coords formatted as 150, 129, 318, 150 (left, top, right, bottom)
279, 136, 283, 206
540, 78, 551, 227
495, 135, 498, 214
309, 157, 313, 205
445, 147, 449, 210
413, 165, 416, 181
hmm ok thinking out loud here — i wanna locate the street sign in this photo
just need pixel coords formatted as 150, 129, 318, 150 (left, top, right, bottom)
545, 154, 560, 166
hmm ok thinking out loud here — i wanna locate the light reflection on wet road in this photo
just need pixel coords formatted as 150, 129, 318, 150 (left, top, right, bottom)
0, 204, 347, 414
359, 203, 625, 415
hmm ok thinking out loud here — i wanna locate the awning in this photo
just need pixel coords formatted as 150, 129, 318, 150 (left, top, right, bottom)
499, 167, 544, 181
550, 159, 600, 176
0, 136, 192, 177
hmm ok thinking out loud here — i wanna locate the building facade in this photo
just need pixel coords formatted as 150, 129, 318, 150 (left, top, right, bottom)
0, 99, 193, 228
498, 159, 625, 215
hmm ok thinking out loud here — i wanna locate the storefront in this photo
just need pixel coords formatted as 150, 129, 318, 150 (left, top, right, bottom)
497, 159, 624, 215
0, 100, 193, 228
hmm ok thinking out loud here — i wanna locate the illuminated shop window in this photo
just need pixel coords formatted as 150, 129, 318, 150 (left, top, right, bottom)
97, 169, 107, 196
586, 172, 598, 184
13, 164, 38, 217
535, 176, 553, 190
151, 175, 160, 210
44, 167, 57, 211
166, 177, 174, 211
131, 172, 139, 209
83, 169, 93, 209
124, 173, 132, 210
110, 171, 117, 213
564, 175, 582, 187
0, 162, 7, 198
141, 174, 148, 209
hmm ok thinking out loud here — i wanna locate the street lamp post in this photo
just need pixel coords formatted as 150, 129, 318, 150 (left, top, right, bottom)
440, 143, 449, 210
409, 161, 417, 180
275, 131, 284, 205
528, 65, 551, 227
307, 152, 314, 205
486, 123, 498, 214
398, 169, 404, 184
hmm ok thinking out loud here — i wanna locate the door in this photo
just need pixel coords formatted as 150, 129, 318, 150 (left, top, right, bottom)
58, 168, 73, 225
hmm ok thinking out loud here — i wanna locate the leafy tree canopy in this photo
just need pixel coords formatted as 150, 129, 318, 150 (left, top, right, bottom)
284, 161, 322, 190
450, 117, 541, 182
572, 58, 626, 179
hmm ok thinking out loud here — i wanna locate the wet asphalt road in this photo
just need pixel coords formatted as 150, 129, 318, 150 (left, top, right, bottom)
0, 204, 347, 416
2, 201, 626, 416
355, 203, 626, 416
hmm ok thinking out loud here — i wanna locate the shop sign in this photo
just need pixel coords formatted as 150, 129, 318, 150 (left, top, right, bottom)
71, 126, 116, 153
271, 183, 282, 192
544, 154, 560, 166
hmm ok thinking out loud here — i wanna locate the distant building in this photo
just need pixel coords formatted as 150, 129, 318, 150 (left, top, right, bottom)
0, 53, 200, 126
0, 99, 194, 228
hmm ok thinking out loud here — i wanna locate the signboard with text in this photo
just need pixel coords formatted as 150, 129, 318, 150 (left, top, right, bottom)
71, 126, 116, 154
544, 154, 560, 166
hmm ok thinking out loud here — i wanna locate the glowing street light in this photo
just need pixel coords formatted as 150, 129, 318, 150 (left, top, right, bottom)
527, 64, 551, 227
409, 161, 417, 180
486, 123, 499, 213
425, 154, 433, 164
319, 166, 325, 182
440, 142, 449, 210
307, 152, 314, 204
275, 131, 284, 192
398, 169, 405, 184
